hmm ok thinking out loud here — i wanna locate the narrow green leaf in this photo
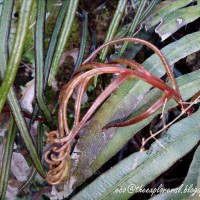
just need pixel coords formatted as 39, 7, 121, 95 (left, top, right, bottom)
114, 23, 130, 39
20, 122, 44, 191
20, 168, 37, 192
0, 0, 45, 178
155, 5, 200, 41
0, 0, 34, 112
0, 116, 16, 200
151, 145, 200, 199
35, 0, 51, 123
113, 29, 151, 60
73, 31, 200, 186
73, 9, 88, 72
8, 89, 46, 177
73, 109, 200, 200
0, 0, 14, 77
114, 0, 148, 40
139, 0, 160, 23
131, 0, 140, 9
144, 0, 194, 30
48, 0, 79, 86
0, 1, 3, 15
99, 0, 128, 62
119, 0, 147, 57
113, 0, 159, 60
31, 0, 70, 125
44, 0, 69, 86
115, 0, 193, 40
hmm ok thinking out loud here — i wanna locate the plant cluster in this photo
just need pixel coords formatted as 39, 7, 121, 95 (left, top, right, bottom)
0, 0, 200, 199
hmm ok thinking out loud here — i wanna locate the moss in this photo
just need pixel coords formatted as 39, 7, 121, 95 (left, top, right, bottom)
90, 1, 118, 43
66, 16, 80, 49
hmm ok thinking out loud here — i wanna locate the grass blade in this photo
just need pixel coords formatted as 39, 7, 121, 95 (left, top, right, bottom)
20, 122, 44, 191
35, 0, 51, 124
72, 10, 88, 75
0, 116, 16, 200
48, 0, 79, 86
139, 0, 160, 23
0, 0, 45, 178
44, 0, 70, 85
31, 0, 70, 125
0, 0, 34, 112
118, 0, 147, 57
99, 0, 128, 62
113, 1, 159, 60
0, 0, 14, 69
8, 89, 46, 177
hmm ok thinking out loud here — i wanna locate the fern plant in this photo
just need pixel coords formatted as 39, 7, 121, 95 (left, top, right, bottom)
0, 0, 200, 199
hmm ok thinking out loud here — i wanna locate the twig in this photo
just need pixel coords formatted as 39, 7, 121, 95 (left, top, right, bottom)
140, 94, 200, 151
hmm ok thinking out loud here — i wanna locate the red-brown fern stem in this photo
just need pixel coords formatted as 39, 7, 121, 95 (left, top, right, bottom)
45, 38, 193, 185
84, 36, 191, 113
53, 73, 129, 146
76, 60, 176, 105
55, 64, 176, 144
111, 59, 194, 115
82, 38, 181, 98
45, 67, 128, 184
50, 65, 179, 155
109, 59, 166, 85
2, 106, 48, 125
103, 92, 172, 129
110, 59, 149, 73
74, 77, 91, 127
59, 66, 128, 138
52, 73, 130, 154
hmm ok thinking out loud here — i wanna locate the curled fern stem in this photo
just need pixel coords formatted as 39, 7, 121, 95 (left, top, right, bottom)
83, 37, 180, 96
44, 38, 189, 185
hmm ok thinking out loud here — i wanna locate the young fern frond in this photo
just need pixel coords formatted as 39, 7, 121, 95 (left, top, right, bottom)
44, 38, 193, 185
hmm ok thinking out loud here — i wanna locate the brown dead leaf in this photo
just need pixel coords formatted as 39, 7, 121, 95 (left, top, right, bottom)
11, 152, 30, 182
20, 79, 35, 113
6, 185, 18, 200
59, 48, 79, 67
